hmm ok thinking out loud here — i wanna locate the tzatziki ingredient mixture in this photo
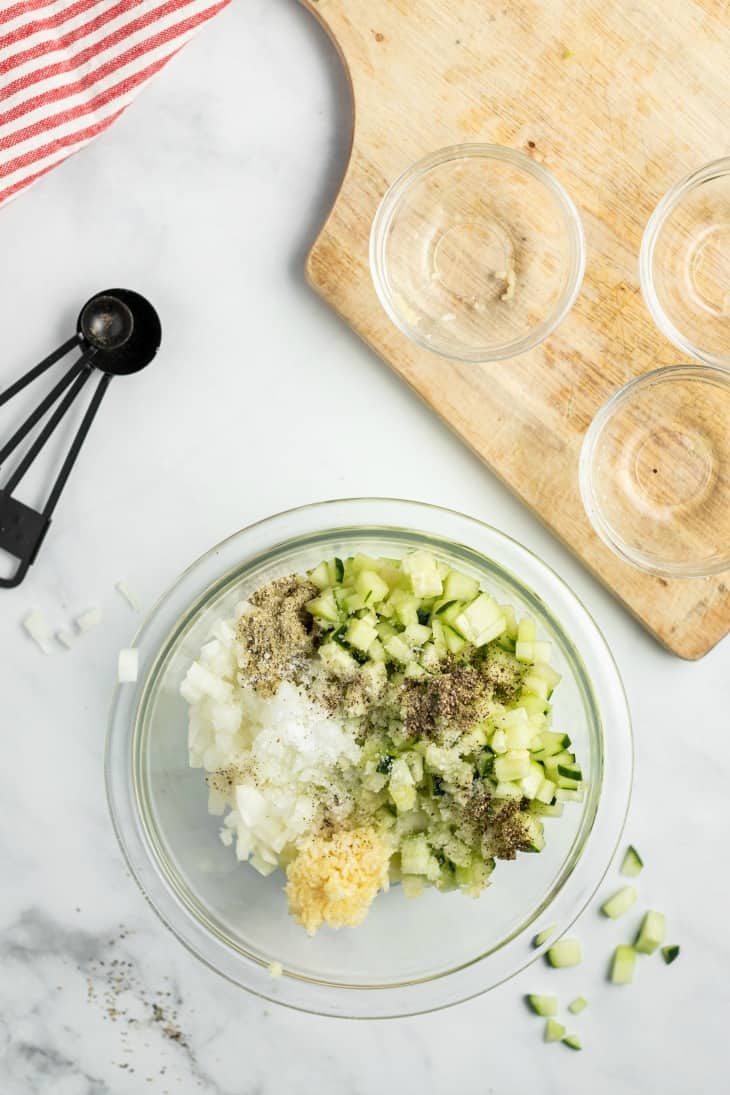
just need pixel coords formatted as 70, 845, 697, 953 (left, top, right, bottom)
181, 551, 584, 935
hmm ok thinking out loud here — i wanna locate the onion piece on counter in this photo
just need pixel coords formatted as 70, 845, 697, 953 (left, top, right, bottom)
118, 648, 139, 683
115, 581, 138, 611
23, 610, 53, 653
76, 607, 103, 633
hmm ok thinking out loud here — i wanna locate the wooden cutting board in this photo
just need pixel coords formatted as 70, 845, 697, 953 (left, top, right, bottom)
300, 0, 730, 659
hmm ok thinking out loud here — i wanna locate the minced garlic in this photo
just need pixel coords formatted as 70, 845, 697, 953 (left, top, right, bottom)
285, 827, 392, 935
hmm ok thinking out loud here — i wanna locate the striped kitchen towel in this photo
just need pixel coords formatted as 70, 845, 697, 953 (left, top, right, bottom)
0, 0, 230, 208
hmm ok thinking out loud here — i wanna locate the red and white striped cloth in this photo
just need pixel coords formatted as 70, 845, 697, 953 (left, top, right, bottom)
0, 0, 230, 208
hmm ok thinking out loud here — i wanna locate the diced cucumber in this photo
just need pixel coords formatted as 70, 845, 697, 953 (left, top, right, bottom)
401, 551, 443, 597
376, 754, 393, 775
532, 730, 571, 760
528, 800, 564, 817
404, 622, 431, 646
443, 569, 480, 603
610, 944, 636, 985
497, 707, 529, 729
635, 911, 665, 955
494, 781, 522, 800
305, 590, 339, 624
601, 886, 637, 919
454, 856, 494, 893
555, 787, 584, 803
343, 590, 367, 613
433, 599, 462, 622
420, 642, 443, 671
516, 694, 549, 717
318, 642, 358, 677
557, 763, 583, 783
442, 625, 467, 654
490, 729, 508, 754
521, 672, 549, 700
532, 640, 552, 664
476, 749, 494, 778
568, 996, 588, 1015
620, 844, 644, 878
545, 1019, 566, 1043
361, 660, 387, 695
400, 834, 431, 876
661, 944, 680, 965
404, 662, 428, 679
384, 635, 416, 665
355, 568, 389, 604
368, 638, 386, 663
494, 750, 531, 782
372, 557, 402, 588
546, 939, 582, 968
389, 757, 416, 812
526, 994, 558, 1017
535, 778, 557, 804
519, 763, 545, 800
393, 596, 420, 628
454, 593, 505, 647
533, 924, 557, 947
346, 553, 379, 576
308, 562, 330, 590
376, 620, 398, 642
562, 1034, 582, 1051
518, 617, 537, 642
504, 723, 531, 750
531, 662, 562, 690
520, 815, 545, 852
499, 603, 518, 640
515, 640, 534, 663
401, 875, 425, 899
345, 617, 377, 653
333, 557, 344, 582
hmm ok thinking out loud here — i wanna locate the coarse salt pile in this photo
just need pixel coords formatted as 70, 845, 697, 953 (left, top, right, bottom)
180, 610, 361, 876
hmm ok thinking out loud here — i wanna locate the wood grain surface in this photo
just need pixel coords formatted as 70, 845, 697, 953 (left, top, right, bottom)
300, 0, 730, 659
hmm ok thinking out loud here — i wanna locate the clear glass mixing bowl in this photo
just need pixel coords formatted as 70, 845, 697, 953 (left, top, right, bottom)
106, 499, 632, 1017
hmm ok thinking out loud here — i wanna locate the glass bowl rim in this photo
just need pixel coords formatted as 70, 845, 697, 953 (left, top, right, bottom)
105, 498, 632, 1018
639, 156, 730, 368
579, 364, 730, 577
369, 143, 587, 363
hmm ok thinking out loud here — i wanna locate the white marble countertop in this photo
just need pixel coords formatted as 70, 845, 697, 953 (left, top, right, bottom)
1, 2, 728, 1092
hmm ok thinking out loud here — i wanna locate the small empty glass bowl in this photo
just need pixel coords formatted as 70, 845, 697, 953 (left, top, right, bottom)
370, 145, 586, 362
640, 158, 730, 367
580, 366, 730, 577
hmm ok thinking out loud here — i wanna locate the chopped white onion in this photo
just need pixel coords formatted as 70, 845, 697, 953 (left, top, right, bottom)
115, 581, 138, 611
76, 607, 102, 633
117, 648, 139, 683
23, 610, 52, 653
56, 629, 75, 650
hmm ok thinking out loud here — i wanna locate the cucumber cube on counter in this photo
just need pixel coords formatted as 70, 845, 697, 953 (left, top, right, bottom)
601, 886, 637, 919
610, 944, 637, 984
546, 939, 582, 968
544, 1019, 566, 1043
620, 844, 644, 877
526, 994, 559, 1017
635, 911, 666, 955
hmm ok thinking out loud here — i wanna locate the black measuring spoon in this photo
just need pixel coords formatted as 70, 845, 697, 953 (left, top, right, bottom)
0, 289, 161, 588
